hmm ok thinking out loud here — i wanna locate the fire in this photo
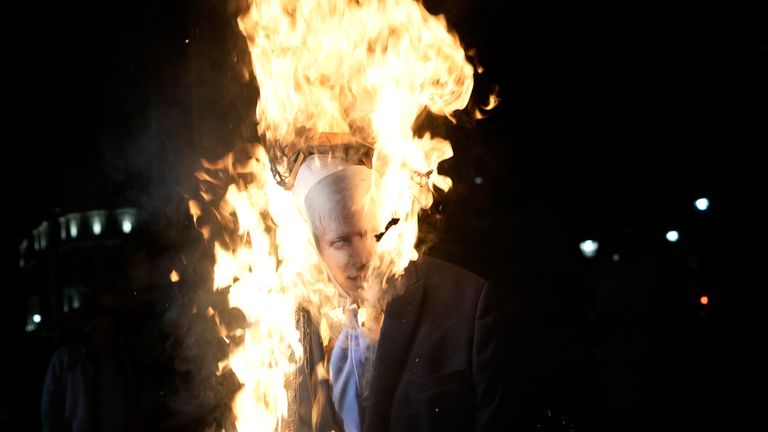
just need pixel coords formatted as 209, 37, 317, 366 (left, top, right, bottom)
191, 0, 489, 430
169, 269, 181, 283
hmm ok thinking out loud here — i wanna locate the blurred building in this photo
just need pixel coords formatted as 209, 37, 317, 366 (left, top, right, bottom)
17, 207, 141, 338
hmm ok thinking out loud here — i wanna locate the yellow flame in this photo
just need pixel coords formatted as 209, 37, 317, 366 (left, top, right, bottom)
169, 269, 181, 283
195, 1, 483, 430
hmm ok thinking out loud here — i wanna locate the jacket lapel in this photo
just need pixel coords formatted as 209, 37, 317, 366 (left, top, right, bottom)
363, 263, 424, 432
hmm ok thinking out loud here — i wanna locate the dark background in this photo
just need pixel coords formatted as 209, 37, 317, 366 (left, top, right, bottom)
4, 0, 766, 430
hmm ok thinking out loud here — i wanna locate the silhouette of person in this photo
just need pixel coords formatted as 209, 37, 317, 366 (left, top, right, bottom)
41, 305, 138, 432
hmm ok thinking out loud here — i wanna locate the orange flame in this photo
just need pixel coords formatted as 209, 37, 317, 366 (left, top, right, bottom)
195, 1, 486, 430
169, 269, 181, 283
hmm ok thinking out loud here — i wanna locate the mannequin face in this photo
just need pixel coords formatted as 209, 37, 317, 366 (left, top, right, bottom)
314, 207, 378, 300
304, 167, 380, 300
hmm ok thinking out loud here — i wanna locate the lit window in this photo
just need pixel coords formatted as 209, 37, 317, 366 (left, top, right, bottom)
87, 210, 107, 236
39, 222, 49, 250
116, 208, 137, 234
66, 213, 82, 239
33, 229, 40, 251
579, 240, 599, 258
59, 217, 67, 240
63, 288, 82, 313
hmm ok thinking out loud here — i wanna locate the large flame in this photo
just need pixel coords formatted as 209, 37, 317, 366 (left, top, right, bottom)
192, 0, 483, 430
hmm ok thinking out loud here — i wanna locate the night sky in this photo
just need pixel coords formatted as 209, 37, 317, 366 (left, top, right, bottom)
8, 1, 766, 231
5, 0, 767, 430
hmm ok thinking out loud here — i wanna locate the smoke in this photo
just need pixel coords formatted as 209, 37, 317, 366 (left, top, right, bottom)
90, 1, 261, 429
108, 0, 493, 428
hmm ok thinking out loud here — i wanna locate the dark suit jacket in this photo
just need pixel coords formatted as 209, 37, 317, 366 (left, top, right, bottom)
294, 255, 506, 431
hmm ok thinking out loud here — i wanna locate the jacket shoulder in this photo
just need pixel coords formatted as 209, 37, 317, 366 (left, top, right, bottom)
413, 255, 489, 311
415, 254, 487, 288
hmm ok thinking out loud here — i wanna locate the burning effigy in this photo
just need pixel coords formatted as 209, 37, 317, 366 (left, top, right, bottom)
188, 1, 497, 430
